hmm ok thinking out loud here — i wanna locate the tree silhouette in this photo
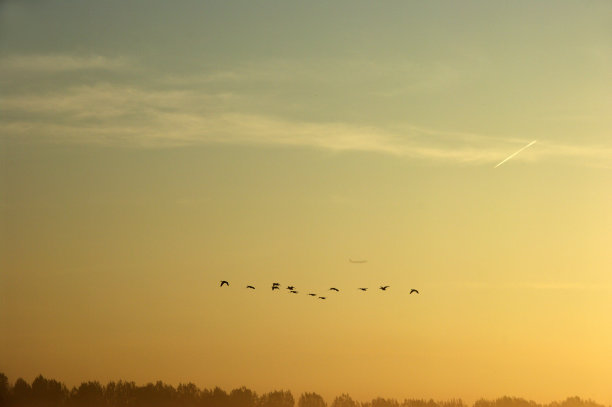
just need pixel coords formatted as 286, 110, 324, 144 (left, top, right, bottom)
550, 398, 605, 407
136, 381, 177, 407
104, 380, 137, 407
69, 381, 105, 407
299, 392, 327, 407
201, 386, 230, 407
32, 375, 67, 406
12, 377, 33, 406
438, 400, 465, 407
176, 383, 200, 407
0, 373, 607, 407
403, 400, 464, 407
230, 386, 259, 407
260, 390, 295, 407
0, 373, 9, 406
475, 397, 538, 407
371, 398, 399, 407
332, 394, 359, 407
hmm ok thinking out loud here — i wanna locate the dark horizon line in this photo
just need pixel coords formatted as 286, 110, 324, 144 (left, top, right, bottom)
0, 373, 609, 407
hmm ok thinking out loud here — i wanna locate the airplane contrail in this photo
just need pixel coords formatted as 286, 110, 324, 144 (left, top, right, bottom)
495, 140, 537, 168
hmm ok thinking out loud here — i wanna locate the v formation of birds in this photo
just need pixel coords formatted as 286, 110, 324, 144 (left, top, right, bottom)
219, 280, 419, 298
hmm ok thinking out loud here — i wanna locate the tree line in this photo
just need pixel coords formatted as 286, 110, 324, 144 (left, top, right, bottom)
0, 374, 606, 407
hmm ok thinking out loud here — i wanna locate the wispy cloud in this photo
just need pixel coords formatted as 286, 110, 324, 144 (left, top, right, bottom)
2, 81, 611, 166
157, 55, 468, 92
0, 82, 517, 160
0, 54, 131, 73
2, 53, 611, 167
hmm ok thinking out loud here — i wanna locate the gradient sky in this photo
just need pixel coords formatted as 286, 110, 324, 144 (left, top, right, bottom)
1, 0, 611, 404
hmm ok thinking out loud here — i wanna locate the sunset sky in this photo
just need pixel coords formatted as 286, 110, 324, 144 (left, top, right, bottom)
1, 0, 611, 404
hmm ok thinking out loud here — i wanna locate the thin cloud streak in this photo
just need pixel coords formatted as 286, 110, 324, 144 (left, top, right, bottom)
2, 84, 611, 166
495, 140, 538, 168
0, 54, 131, 73
2, 53, 611, 166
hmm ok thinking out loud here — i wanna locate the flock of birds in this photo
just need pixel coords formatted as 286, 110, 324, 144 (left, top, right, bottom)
219, 259, 420, 299
219, 280, 419, 299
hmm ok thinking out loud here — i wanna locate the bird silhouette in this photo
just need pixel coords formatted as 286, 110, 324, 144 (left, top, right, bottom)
319, 296, 326, 300
290, 290, 298, 294
379, 285, 390, 291
272, 282, 280, 287
410, 289, 419, 294
358, 288, 368, 291
308, 293, 316, 296
220, 280, 229, 287
246, 285, 255, 289
272, 286, 280, 290
287, 286, 295, 290
329, 287, 339, 292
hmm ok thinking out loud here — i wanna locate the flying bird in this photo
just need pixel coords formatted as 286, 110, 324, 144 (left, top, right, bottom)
290, 290, 298, 294
246, 285, 255, 289
220, 281, 229, 287
272, 286, 280, 290
349, 258, 368, 263
495, 140, 537, 168
410, 289, 419, 294
379, 285, 390, 291
329, 287, 340, 292
319, 297, 326, 300
272, 282, 280, 286
287, 286, 295, 290
308, 293, 317, 296
358, 288, 368, 291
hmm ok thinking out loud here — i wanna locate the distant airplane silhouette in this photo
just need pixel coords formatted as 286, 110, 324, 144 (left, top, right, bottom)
349, 258, 368, 263
358, 288, 368, 291
272, 286, 280, 290
220, 281, 229, 287
308, 293, 316, 296
290, 290, 298, 294
319, 297, 326, 300
329, 287, 339, 292
379, 285, 390, 291
246, 285, 255, 289
410, 289, 419, 294
287, 286, 295, 290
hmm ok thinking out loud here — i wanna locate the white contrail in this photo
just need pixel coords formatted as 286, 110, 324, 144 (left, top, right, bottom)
495, 140, 537, 168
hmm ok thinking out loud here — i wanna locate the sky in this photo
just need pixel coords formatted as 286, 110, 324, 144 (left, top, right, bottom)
1, 0, 611, 404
